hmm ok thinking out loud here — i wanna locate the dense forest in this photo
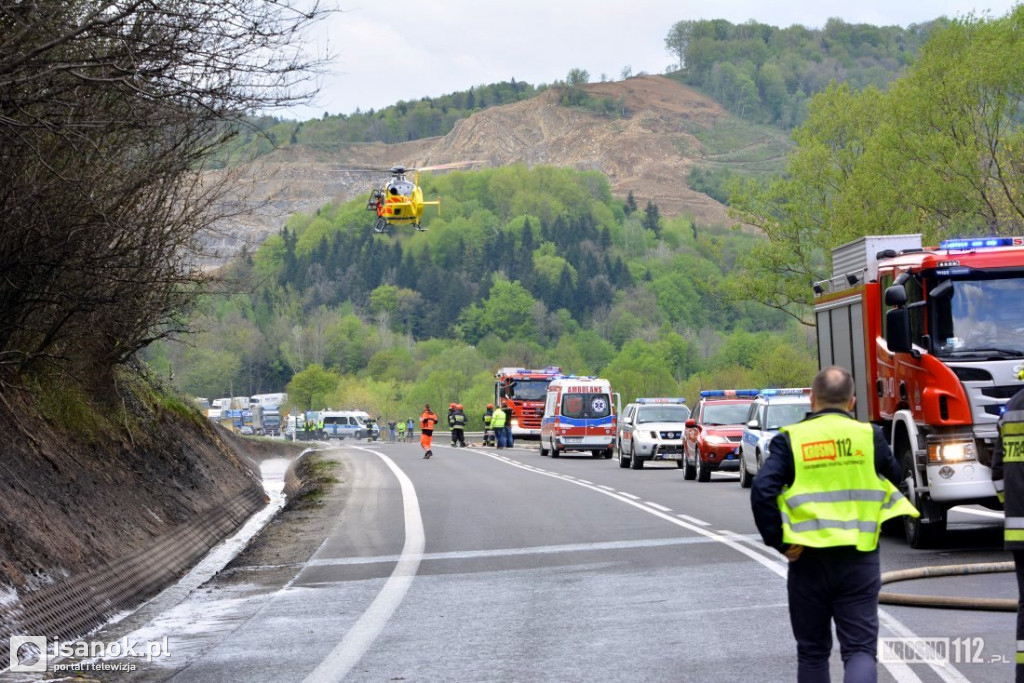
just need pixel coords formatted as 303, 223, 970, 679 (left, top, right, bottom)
664, 17, 946, 127
146, 165, 816, 423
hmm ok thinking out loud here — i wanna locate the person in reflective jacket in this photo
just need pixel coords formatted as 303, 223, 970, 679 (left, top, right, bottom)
992, 368, 1024, 681
751, 365, 918, 683
482, 403, 495, 446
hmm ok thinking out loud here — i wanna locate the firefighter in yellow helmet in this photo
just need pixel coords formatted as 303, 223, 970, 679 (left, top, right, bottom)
751, 365, 918, 681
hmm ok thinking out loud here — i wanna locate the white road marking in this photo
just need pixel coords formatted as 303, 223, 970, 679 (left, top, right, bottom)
645, 502, 672, 512
467, 448, 940, 683
676, 514, 710, 527
304, 449, 424, 683
598, 485, 615, 491
304, 535, 753, 568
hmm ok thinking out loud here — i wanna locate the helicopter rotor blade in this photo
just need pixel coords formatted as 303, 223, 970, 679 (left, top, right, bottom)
411, 160, 487, 172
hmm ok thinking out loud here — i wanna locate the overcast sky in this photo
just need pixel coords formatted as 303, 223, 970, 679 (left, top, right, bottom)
282, 0, 1020, 120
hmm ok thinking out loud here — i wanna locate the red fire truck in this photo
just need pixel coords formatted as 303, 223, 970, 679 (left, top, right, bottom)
494, 367, 564, 439
814, 234, 1024, 547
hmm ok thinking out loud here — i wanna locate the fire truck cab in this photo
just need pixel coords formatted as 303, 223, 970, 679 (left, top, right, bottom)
495, 366, 563, 439
540, 377, 617, 459
815, 234, 1024, 547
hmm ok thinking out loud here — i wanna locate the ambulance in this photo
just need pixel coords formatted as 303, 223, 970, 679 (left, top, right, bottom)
540, 377, 618, 458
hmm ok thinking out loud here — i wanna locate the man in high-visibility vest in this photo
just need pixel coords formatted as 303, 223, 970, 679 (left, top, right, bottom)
490, 403, 507, 448
751, 365, 918, 682
992, 368, 1024, 680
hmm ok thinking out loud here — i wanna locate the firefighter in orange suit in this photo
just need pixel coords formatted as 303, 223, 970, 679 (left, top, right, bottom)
420, 404, 438, 459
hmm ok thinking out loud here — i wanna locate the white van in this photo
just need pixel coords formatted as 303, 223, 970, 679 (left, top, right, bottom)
321, 411, 367, 440
539, 377, 617, 458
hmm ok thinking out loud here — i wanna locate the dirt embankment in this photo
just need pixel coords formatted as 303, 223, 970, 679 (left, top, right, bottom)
0, 373, 284, 659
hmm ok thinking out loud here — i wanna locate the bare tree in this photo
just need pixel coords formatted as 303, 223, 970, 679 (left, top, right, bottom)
0, 0, 330, 385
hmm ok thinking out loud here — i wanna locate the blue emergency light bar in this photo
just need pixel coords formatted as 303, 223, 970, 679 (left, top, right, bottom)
700, 390, 759, 398
940, 237, 1023, 250
759, 388, 811, 397
636, 397, 686, 404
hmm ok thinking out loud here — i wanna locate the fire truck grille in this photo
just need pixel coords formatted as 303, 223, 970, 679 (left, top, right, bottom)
520, 414, 543, 428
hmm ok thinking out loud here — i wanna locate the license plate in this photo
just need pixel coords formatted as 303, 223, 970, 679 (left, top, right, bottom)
563, 437, 582, 443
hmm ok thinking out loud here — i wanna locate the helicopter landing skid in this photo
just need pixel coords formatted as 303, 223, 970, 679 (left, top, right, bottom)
373, 218, 388, 234
413, 224, 429, 232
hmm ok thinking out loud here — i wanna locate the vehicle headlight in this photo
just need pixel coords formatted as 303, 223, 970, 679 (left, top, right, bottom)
928, 439, 977, 463
704, 435, 728, 445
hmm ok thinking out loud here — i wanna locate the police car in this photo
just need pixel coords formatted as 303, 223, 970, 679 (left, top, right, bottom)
616, 398, 690, 470
738, 388, 811, 488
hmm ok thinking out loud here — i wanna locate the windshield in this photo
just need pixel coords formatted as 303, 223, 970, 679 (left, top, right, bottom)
932, 275, 1024, 357
637, 406, 691, 423
765, 403, 810, 431
562, 393, 612, 419
504, 379, 552, 402
702, 402, 752, 426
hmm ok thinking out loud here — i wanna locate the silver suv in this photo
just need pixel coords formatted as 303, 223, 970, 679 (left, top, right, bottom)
616, 398, 690, 470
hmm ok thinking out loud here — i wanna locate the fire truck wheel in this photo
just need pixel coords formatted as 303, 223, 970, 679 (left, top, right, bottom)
683, 451, 696, 480
603, 449, 613, 459
899, 444, 947, 548
696, 449, 711, 482
629, 442, 644, 469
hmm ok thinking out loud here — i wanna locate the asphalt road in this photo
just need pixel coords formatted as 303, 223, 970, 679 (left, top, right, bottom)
34, 440, 1020, 682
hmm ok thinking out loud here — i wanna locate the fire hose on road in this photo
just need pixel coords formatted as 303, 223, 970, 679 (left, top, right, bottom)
879, 562, 1017, 611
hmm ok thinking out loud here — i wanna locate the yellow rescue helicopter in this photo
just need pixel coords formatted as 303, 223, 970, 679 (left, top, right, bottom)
344, 161, 482, 234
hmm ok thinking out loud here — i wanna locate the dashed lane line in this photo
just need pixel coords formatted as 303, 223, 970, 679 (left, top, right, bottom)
466, 448, 969, 683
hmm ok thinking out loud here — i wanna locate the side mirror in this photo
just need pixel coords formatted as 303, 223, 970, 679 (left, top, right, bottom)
930, 279, 953, 300
884, 285, 907, 307
746, 419, 758, 429
886, 307, 913, 354
685, 419, 697, 428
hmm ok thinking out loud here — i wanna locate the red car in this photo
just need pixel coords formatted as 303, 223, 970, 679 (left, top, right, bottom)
683, 390, 759, 482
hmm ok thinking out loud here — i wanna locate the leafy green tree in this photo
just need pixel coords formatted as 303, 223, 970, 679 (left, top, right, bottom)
567, 68, 591, 87
287, 364, 339, 410
729, 8, 1024, 323
665, 20, 694, 70
604, 339, 678, 402
180, 347, 243, 399
480, 276, 538, 340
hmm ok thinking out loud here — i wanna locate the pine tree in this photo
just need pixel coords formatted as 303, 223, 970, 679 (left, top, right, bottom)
624, 191, 638, 215
643, 201, 661, 236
